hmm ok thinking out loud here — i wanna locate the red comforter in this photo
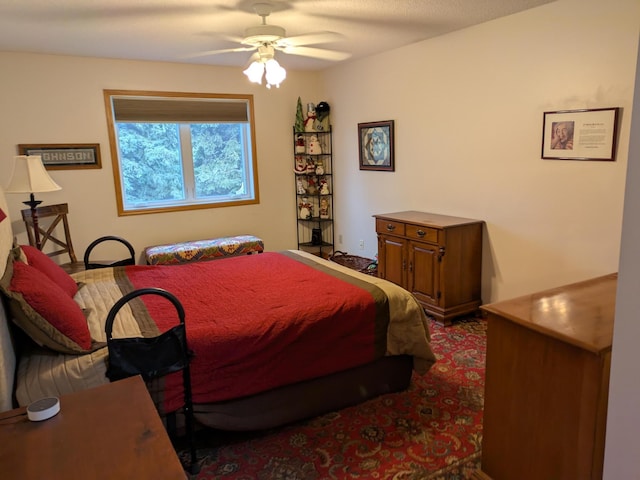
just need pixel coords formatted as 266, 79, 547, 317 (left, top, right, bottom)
115, 251, 390, 412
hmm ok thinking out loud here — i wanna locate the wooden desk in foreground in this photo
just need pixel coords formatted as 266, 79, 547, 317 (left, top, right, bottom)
0, 375, 186, 480
474, 273, 616, 480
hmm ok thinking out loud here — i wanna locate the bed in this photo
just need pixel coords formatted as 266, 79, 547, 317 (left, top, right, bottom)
0, 187, 436, 431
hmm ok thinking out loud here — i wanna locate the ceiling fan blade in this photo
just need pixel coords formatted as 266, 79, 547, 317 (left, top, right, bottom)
183, 46, 257, 59
245, 52, 261, 65
217, 33, 247, 44
279, 46, 351, 61
278, 31, 345, 47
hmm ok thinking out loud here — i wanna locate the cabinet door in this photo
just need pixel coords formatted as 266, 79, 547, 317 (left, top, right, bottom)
407, 241, 440, 307
378, 235, 405, 287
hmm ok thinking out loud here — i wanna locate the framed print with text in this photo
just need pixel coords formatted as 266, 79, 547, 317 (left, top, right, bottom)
18, 143, 102, 170
541, 108, 620, 161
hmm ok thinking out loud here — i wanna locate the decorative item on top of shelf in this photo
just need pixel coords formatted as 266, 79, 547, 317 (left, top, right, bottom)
295, 97, 305, 133
307, 135, 322, 155
304, 103, 317, 132
319, 177, 330, 195
295, 134, 306, 153
314, 102, 331, 132
298, 197, 312, 219
319, 197, 330, 219
294, 99, 331, 133
315, 160, 324, 175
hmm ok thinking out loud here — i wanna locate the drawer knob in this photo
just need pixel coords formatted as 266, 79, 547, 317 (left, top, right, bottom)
417, 229, 426, 237
386, 224, 395, 231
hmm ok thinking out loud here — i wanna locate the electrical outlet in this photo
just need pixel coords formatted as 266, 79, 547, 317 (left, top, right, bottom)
338, 234, 343, 244
359, 239, 364, 250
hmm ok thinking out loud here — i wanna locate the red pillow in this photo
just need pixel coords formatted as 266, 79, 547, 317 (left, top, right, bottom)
9, 261, 91, 351
21, 245, 78, 298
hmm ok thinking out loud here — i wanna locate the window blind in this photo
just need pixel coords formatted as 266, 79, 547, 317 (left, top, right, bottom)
112, 97, 249, 122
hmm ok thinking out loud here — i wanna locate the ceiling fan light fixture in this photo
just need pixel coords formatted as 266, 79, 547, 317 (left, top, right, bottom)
243, 60, 265, 84
243, 45, 286, 88
264, 58, 286, 89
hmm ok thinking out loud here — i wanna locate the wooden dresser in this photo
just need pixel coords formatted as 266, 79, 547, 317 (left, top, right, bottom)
474, 273, 616, 480
373, 211, 483, 324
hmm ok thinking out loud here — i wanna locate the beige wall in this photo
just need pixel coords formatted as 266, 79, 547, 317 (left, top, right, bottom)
0, 0, 639, 475
1, 0, 637, 301
0, 53, 321, 261
324, 0, 640, 303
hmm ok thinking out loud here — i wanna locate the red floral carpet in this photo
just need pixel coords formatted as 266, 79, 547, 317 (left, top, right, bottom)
180, 317, 486, 479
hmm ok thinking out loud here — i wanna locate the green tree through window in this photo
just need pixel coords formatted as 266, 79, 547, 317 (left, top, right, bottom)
104, 90, 258, 216
117, 123, 184, 204
191, 124, 244, 197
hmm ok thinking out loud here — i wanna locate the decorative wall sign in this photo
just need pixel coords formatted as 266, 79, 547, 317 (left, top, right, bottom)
18, 143, 102, 170
358, 120, 395, 171
541, 108, 620, 161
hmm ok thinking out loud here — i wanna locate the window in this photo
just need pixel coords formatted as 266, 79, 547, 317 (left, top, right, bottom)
104, 90, 259, 215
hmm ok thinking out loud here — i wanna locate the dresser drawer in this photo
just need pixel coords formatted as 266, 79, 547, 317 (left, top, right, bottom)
376, 219, 406, 236
406, 224, 439, 243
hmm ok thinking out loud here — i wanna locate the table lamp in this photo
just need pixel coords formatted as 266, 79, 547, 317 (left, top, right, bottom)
6, 155, 61, 249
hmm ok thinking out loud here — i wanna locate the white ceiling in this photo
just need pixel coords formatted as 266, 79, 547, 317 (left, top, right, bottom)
0, 0, 555, 71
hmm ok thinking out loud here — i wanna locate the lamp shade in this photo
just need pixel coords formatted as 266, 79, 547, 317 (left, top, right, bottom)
264, 59, 286, 89
6, 155, 61, 194
243, 61, 265, 84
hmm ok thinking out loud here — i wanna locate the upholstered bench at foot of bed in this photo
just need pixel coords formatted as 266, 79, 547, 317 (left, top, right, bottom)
144, 235, 264, 265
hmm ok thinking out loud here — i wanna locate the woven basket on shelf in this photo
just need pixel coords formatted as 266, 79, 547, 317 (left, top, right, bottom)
329, 251, 378, 276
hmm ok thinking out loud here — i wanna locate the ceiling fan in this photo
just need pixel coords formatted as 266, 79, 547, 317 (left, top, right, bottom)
187, 2, 351, 63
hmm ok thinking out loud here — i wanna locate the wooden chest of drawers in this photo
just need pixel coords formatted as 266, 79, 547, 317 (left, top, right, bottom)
475, 274, 615, 480
373, 211, 484, 324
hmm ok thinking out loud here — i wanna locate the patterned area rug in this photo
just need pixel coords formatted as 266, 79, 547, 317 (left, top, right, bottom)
179, 317, 486, 479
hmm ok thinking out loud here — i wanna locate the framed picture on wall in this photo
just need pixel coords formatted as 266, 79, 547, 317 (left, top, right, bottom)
358, 120, 395, 171
541, 108, 620, 161
18, 143, 102, 170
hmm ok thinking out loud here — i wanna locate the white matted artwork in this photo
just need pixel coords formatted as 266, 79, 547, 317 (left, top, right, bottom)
541, 107, 620, 161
